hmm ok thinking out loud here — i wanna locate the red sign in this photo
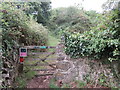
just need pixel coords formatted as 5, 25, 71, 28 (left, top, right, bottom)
20, 57, 24, 62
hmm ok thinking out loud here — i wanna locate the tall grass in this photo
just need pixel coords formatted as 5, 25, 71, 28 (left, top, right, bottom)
48, 33, 60, 46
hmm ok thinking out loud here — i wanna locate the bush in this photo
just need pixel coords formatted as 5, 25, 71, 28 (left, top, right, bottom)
50, 6, 92, 36
64, 30, 120, 61
22, 18, 48, 46
1, 3, 48, 52
64, 9, 120, 62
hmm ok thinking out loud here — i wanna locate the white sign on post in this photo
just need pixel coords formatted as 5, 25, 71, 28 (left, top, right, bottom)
19, 48, 27, 57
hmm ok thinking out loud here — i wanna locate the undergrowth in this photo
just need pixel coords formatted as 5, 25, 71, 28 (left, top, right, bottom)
15, 66, 36, 88
49, 78, 87, 88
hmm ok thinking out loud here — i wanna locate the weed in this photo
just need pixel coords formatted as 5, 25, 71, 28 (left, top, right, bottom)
48, 34, 60, 46
61, 84, 71, 88
49, 78, 60, 88
75, 80, 86, 88
15, 66, 36, 88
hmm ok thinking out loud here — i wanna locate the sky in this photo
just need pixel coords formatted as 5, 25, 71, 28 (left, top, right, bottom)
51, 0, 108, 13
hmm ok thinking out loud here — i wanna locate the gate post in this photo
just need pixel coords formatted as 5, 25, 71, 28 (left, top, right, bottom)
18, 62, 23, 74
18, 44, 25, 74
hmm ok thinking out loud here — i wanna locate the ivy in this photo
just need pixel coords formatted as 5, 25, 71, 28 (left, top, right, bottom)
64, 9, 120, 62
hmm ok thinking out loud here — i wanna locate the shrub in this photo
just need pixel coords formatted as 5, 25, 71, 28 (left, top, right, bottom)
64, 9, 120, 62
1, 3, 48, 53
50, 6, 93, 36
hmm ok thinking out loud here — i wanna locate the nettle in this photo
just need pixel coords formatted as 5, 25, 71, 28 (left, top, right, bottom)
64, 9, 120, 62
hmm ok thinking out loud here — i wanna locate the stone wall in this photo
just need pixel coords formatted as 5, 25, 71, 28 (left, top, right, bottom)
2, 47, 21, 88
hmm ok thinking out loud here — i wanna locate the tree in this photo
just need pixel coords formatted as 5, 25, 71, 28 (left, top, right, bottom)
102, 0, 120, 11
25, 1, 51, 25
50, 6, 92, 34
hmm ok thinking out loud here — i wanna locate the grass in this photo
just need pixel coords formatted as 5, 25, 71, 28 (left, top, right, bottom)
61, 84, 71, 88
48, 78, 87, 88
48, 34, 60, 46
75, 80, 87, 88
47, 34, 60, 53
15, 66, 36, 88
49, 78, 60, 88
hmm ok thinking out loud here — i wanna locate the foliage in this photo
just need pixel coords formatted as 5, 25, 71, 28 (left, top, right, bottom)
49, 79, 59, 88
49, 6, 92, 35
49, 78, 87, 88
25, 1, 51, 25
48, 32, 60, 46
50, 7, 80, 25
64, 7, 120, 62
61, 84, 71, 88
15, 66, 36, 88
1, 2, 48, 55
84, 10, 103, 26
76, 80, 86, 88
25, 18, 48, 45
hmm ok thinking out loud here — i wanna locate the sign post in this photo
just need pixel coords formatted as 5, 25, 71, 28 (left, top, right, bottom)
18, 48, 27, 74
19, 48, 27, 62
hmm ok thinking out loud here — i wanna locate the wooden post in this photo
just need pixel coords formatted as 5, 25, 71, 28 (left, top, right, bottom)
18, 62, 23, 74
18, 43, 24, 74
